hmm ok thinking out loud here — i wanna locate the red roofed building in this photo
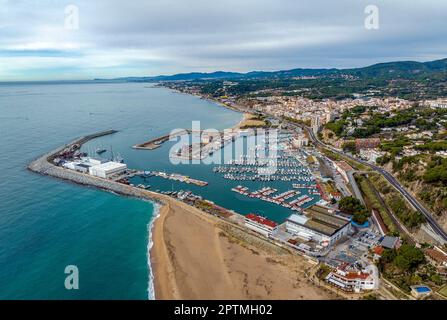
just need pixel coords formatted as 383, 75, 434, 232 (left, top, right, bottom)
372, 246, 385, 261
373, 246, 385, 256
355, 138, 381, 151
371, 209, 389, 236
424, 248, 447, 267
245, 214, 278, 237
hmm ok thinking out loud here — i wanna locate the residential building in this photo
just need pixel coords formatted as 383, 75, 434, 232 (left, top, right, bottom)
424, 248, 447, 267
325, 263, 379, 293
355, 138, 381, 151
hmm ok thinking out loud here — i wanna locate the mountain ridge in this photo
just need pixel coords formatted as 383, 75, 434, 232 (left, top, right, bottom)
101, 58, 447, 82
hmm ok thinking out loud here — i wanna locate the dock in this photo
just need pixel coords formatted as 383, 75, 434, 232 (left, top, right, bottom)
27, 130, 170, 207
133, 129, 189, 150
145, 171, 208, 187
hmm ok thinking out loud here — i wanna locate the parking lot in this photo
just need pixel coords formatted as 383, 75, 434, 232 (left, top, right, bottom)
322, 229, 382, 268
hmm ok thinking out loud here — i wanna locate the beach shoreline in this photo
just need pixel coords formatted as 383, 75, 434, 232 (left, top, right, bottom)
149, 196, 339, 300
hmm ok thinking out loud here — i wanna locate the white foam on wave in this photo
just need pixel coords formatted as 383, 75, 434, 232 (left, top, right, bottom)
146, 201, 162, 300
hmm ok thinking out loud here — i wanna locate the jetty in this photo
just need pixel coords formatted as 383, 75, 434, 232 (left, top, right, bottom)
27, 130, 168, 206
133, 129, 190, 150
143, 171, 208, 187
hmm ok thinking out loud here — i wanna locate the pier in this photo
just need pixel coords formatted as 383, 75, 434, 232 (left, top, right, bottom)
27, 130, 170, 207
133, 129, 189, 150
143, 171, 208, 186
231, 185, 313, 211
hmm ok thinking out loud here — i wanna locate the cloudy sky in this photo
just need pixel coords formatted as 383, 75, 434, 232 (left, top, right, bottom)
0, 0, 446, 81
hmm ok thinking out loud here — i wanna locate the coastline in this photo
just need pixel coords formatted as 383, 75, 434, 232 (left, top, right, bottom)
147, 201, 161, 300
27, 118, 335, 301
149, 195, 338, 300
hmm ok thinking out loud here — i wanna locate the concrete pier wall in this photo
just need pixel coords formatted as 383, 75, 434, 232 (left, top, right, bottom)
27, 130, 165, 206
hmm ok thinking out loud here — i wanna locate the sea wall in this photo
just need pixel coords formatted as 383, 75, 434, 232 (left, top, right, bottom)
27, 130, 166, 206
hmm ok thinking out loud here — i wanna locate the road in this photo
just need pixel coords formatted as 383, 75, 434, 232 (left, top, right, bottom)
303, 126, 447, 242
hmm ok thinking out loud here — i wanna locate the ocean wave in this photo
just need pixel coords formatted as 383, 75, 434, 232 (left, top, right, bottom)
146, 201, 162, 300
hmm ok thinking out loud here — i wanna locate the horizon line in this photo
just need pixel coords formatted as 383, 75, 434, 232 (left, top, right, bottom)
1, 56, 445, 83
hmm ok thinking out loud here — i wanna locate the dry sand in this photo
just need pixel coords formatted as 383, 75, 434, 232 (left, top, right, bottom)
150, 198, 339, 300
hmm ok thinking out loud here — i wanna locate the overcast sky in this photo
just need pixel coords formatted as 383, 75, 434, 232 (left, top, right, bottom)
0, 0, 446, 81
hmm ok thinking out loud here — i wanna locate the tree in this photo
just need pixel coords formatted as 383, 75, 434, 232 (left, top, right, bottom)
353, 211, 370, 225
342, 141, 357, 154
393, 244, 425, 272
339, 196, 371, 225
339, 196, 366, 215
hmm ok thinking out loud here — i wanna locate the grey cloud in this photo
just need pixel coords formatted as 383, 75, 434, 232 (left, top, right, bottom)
0, 0, 446, 80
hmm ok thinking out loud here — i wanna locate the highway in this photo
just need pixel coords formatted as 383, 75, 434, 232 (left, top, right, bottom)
303, 126, 447, 242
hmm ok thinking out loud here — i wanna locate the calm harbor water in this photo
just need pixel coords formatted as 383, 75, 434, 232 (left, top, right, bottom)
0, 82, 240, 300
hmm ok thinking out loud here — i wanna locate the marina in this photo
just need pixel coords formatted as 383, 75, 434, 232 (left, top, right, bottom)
48, 124, 324, 227
231, 185, 315, 211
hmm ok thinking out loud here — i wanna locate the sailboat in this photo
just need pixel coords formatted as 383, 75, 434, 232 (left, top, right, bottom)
115, 153, 124, 163
109, 146, 124, 163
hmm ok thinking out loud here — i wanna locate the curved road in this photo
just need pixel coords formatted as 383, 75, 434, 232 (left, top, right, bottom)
303, 126, 447, 242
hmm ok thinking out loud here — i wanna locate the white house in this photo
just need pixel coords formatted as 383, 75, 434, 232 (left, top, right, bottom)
326, 264, 379, 293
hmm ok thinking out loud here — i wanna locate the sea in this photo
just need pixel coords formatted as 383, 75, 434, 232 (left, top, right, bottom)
0, 81, 319, 300
0, 81, 241, 300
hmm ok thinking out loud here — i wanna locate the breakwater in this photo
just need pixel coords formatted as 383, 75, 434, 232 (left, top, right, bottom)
27, 130, 167, 206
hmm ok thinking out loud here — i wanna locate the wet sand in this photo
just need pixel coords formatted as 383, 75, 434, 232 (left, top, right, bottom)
150, 198, 339, 300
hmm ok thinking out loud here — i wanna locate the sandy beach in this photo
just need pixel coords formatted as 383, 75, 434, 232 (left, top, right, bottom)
150, 198, 339, 300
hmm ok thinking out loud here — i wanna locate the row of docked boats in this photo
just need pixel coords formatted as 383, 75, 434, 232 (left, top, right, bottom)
214, 166, 311, 175
225, 159, 304, 168
231, 185, 314, 211
222, 173, 314, 182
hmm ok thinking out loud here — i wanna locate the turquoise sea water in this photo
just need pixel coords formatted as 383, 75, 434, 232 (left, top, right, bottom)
0, 82, 241, 300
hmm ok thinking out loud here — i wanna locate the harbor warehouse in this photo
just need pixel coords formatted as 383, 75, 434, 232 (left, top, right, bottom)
286, 206, 351, 246
245, 214, 278, 237
89, 162, 127, 178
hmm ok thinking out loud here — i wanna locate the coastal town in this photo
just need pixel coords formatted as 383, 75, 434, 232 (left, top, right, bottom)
28, 81, 447, 300
156, 80, 447, 299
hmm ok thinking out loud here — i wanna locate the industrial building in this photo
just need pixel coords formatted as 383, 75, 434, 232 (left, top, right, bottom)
62, 157, 127, 179
334, 161, 354, 184
380, 236, 400, 249
89, 161, 128, 179
62, 157, 105, 173
285, 205, 351, 247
